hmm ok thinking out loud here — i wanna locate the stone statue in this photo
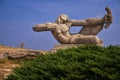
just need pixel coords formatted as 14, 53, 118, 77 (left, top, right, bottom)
33, 7, 112, 46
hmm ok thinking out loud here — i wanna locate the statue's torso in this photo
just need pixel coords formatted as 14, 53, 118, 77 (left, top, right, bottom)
51, 24, 70, 43
55, 24, 70, 37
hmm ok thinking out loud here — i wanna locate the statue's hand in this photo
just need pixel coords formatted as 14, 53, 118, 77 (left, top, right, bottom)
103, 7, 113, 29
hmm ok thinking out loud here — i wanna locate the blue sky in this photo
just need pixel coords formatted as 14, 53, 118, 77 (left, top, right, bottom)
0, 0, 120, 50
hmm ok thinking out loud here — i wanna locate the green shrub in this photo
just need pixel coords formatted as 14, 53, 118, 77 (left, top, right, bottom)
6, 45, 120, 80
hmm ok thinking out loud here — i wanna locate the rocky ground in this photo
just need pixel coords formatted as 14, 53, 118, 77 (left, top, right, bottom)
0, 45, 47, 80
0, 44, 84, 80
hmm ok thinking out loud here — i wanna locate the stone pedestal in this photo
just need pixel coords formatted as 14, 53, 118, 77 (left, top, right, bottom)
51, 44, 102, 52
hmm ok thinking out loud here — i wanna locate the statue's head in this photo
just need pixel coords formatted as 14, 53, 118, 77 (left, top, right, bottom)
55, 14, 69, 24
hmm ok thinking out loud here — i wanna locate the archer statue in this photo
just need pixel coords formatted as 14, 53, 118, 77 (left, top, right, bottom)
33, 7, 112, 45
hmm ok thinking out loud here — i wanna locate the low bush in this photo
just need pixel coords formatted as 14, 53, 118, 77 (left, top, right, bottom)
6, 45, 120, 80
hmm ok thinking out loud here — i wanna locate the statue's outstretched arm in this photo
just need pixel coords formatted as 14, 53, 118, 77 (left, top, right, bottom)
33, 22, 57, 32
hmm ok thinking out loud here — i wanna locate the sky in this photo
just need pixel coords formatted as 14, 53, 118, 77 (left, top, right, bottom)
0, 0, 120, 51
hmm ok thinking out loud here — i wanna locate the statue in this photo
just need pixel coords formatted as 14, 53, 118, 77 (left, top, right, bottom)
33, 7, 112, 46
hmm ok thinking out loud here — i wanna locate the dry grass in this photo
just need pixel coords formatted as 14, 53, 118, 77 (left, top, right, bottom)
0, 46, 24, 79
0, 46, 28, 53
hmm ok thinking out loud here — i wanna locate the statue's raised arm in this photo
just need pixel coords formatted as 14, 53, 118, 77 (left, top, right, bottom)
68, 7, 113, 35
70, 7, 112, 27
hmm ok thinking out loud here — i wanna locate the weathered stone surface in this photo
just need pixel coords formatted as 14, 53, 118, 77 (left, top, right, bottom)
33, 7, 112, 45
51, 44, 80, 52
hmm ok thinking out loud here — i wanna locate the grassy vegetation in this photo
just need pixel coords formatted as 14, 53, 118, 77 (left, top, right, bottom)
6, 45, 120, 80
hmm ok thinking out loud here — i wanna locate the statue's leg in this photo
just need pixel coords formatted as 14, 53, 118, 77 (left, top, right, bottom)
79, 24, 104, 36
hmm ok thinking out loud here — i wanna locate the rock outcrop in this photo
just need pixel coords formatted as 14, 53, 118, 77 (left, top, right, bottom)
0, 46, 47, 60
